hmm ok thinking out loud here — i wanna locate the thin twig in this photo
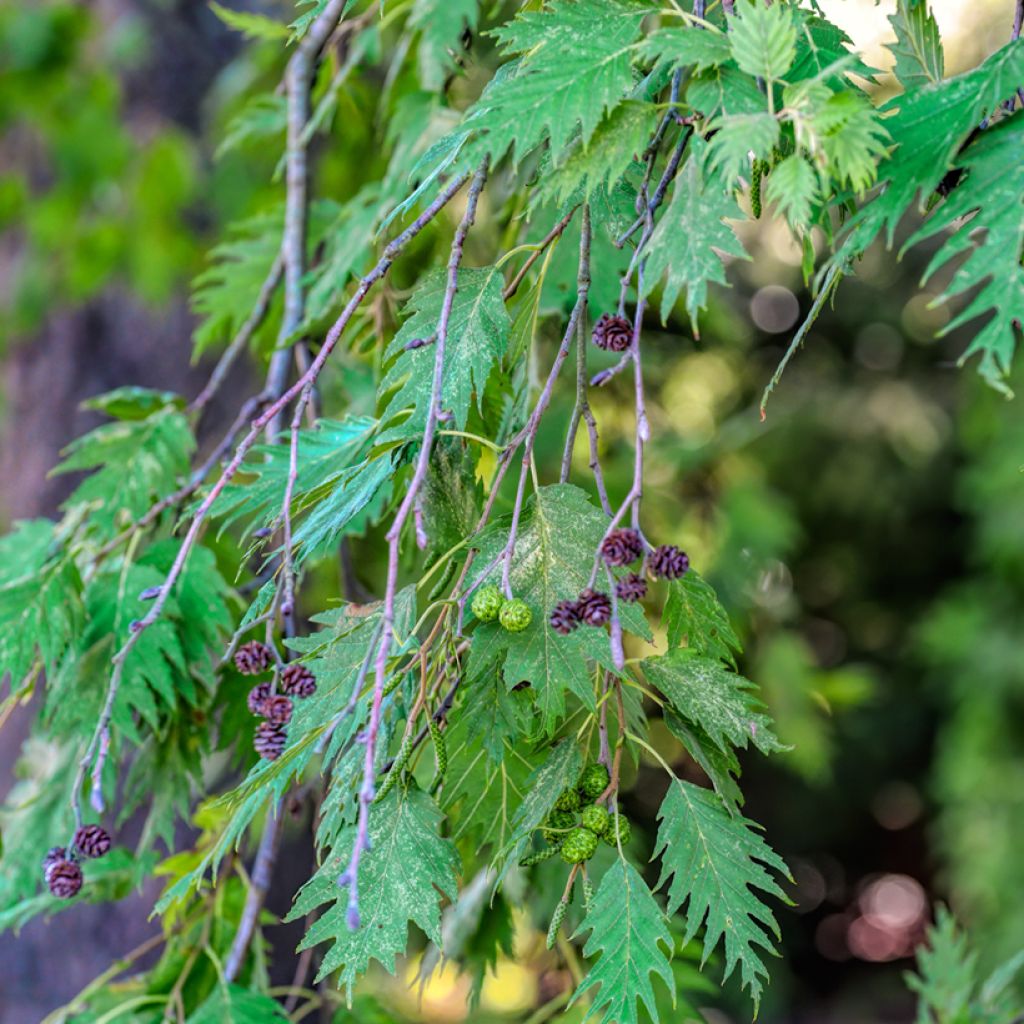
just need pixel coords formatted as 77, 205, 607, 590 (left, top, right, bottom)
339, 161, 489, 930
224, 798, 286, 981
759, 263, 843, 420
498, 210, 592, 595
502, 206, 578, 301
189, 254, 284, 415
560, 204, 610, 516
264, 0, 351, 436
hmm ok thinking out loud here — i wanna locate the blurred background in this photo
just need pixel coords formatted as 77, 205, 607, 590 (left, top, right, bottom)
2, 0, 1023, 1021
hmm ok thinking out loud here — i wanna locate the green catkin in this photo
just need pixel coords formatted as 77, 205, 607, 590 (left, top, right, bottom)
751, 159, 764, 219
582, 875, 595, 913
382, 672, 405, 698
519, 845, 558, 867
374, 732, 415, 804
428, 717, 447, 790
546, 899, 569, 950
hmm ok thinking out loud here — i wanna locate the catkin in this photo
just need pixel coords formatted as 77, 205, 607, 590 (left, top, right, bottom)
751, 159, 764, 219
546, 899, 569, 950
582, 875, 595, 912
519, 845, 558, 867
374, 732, 415, 804
429, 717, 447, 781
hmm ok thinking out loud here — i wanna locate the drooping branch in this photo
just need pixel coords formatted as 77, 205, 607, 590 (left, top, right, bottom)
72, 168, 471, 846
499, 212, 592, 596
265, 0, 351, 435
339, 160, 489, 930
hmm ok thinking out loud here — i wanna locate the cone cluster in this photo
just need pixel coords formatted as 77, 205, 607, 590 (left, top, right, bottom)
241, 645, 319, 761
524, 762, 632, 867
42, 823, 114, 899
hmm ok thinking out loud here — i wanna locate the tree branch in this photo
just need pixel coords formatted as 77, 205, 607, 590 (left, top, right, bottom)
338, 160, 489, 929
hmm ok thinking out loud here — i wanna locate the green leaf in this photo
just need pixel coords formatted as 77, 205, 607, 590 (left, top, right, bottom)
191, 208, 282, 356
468, 485, 650, 732
410, 0, 477, 90
441, 680, 540, 850
303, 191, 380, 326
0, 739, 76, 912
461, 0, 648, 166
810, 90, 889, 193
539, 102, 658, 207
210, 416, 389, 561
82, 386, 184, 421
291, 0, 352, 38
642, 139, 749, 330
216, 93, 288, 161
52, 406, 194, 541
641, 26, 732, 74
381, 267, 510, 434
663, 709, 743, 810
75, 563, 199, 739
571, 860, 675, 1024
905, 116, 1024, 389
654, 780, 789, 1010
289, 788, 459, 993
421, 438, 482, 562
688, 65, 767, 119
834, 39, 1024, 259
495, 739, 581, 871
188, 984, 288, 1023
788, 14, 870, 86
728, 0, 797, 81
707, 112, 779, 184
889, 0, 944, 89
643, 649, 782, 757
209, 2, 290, 42
0, 520, 83, 689
905, 906, 977, 1024
764, 154, 819, 232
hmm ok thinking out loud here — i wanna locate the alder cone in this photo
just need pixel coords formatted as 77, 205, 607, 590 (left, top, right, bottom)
42, 846, 67, 874
280, 663, 317, 698
600, 528, 644, 567
592, 313, 633, 352
235, 640, 273, 675
615, 573, 647, 603
74, 824, 112, 859
247, 681, 272, 715
254, 721, 288, 760
559, 826, 599, 864
262, 694, 294, 725
576, 588, 612, 627
647, 544, 690, 580
549, 599, 581, 635
577, 762, 610, 802
46, 858, 83, 899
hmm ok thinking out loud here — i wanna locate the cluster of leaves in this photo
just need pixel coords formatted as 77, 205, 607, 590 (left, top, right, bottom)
1, 0, 1022, 1021
907, 907, 1024, 1024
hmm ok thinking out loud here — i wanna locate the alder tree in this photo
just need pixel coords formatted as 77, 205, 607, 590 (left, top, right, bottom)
1, 0, 1023, 1020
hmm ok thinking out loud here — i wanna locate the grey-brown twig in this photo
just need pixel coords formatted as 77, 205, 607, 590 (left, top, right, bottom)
338, 161, 488, 930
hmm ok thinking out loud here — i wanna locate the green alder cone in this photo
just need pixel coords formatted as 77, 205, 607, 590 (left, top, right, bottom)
471, 584, 504, 623
581, 804, 610, 836
602, 812, 632, 848
499, 597, 532, 632
560, 826, 600, 864
553, 787, 581, 813
577, 762, 610, 802
542, 808, 577, 845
